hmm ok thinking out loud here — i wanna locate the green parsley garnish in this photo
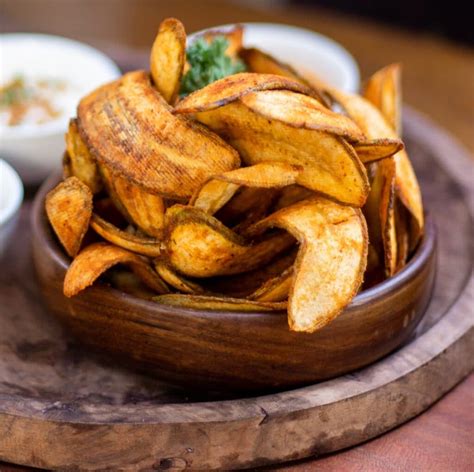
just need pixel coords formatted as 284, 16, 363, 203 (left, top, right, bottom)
180, 36, 246, 96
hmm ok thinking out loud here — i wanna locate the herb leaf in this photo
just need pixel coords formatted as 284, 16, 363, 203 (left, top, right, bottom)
180, 36, 246, 96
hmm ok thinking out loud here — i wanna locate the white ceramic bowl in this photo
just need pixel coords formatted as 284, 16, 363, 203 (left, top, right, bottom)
190, 23, 360, 93
0, 159, 24, 257
0, 34, 121, 184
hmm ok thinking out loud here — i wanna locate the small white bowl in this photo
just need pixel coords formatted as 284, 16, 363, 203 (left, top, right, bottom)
0, 34, 121, 184
190, 23, 360, 93
0, 159, 24, 257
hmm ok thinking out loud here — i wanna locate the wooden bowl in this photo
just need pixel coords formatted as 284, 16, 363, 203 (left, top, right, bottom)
32, 174, 437, 391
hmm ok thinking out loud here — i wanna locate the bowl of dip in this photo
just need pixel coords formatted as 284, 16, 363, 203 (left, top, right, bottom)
0, 159, 23, 258
0, 34, 121, 184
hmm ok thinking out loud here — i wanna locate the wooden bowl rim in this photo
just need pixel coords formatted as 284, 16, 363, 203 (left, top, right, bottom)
32, 172, 437, 320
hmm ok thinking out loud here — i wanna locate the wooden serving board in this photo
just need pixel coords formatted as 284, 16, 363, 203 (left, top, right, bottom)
0, 108, 473, 470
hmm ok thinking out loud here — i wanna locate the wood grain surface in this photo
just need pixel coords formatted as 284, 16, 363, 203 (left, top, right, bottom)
0, 1, 473, 470
0, 109, 472, 470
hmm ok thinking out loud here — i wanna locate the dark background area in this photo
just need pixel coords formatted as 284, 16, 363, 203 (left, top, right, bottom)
293, 0, 473, 45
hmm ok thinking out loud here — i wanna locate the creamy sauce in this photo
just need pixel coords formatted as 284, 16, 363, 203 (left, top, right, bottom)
0, 75, 77, 126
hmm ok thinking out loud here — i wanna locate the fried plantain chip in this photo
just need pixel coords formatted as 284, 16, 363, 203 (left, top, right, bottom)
153, 294, 286, 312
191, 101, 369, 206
240, 90, 365, 141
354, 138, 404, 163
63, 242, 169, 297
247, 266, 293, 302
363, 159, 398, 276
240, 47, 307, 82
202, 247, 297, 297
192, 163, 302, 214
239, 47, 329, 105
65, 119, 102, 193
174, 72, 315, 113
78, 71, 239, 201
150, 18, 186, 104
90, 214, 163, 257
201, 25, 244, 58
154, 261, 205, 294
45, 176, 93, 257
165, 205, 295, 277
327, 88, 423, 246
364, 63, 402, 135
99, 164, 165, 238
395, 197, 410, 271
272, 185, 314, 212
216, 187, 280, 229
247, 198, 368, 332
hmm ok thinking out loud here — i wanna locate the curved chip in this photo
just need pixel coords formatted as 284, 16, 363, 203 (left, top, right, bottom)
363, 159, 398, 276
99, 164, 165, 238
174, 72, 314, 114
193, 101, 369, 206
63, 242, 169, 297
247, 266, 293, 302
192, 163, 302, 214
200, 24, 244, 58
364, 63, 402, 135
327, 88, 423, 246
150, 18, 186, 104
45, 176, 93, 257
90, 214, 163, 257
65, 119, 102, 193
240, 90, 365, 141
154, 261, 205, 294
354, 138, 404, 164
239, 47, 329, 105
78, 71, 239, 200
165, 205, 295, 277
153, 294, 286, 312
248, 198, 368, 332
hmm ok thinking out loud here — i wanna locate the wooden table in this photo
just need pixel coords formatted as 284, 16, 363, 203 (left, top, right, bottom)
1, 1, 473, 470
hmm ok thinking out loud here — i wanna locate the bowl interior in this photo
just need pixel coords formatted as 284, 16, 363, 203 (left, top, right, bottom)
36, 174, 435, 319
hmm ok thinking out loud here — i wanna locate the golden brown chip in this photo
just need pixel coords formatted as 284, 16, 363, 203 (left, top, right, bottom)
78, 71, 239, 201
354, 138, 404, 163
239, 47, 329, 105
99, 164, 165, 238
65, 119, 102, 193
327, 88, 423, 245
150, 18, 186, 104
192, 163, 302, 214
153, 294, 286, 312
154, 261, 205, 294
364, 63, 402, 135
271, 185, 314, 212
193, 101, 369, 206
240, 90, 365, 141
363, 159, 398, 276
202, 25, 244, 58
395, 197, 410, 271
174, 72, 314, 114
45, 176, 93, 257
165, 205, 295, 277
216, 187, 280, 228
248, 198, 368, 332
63, 242, 169, 297
202, 247, 297, 298
247, 267, 293, 302
62, 152, 72, 179
90, 214, 163, 257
